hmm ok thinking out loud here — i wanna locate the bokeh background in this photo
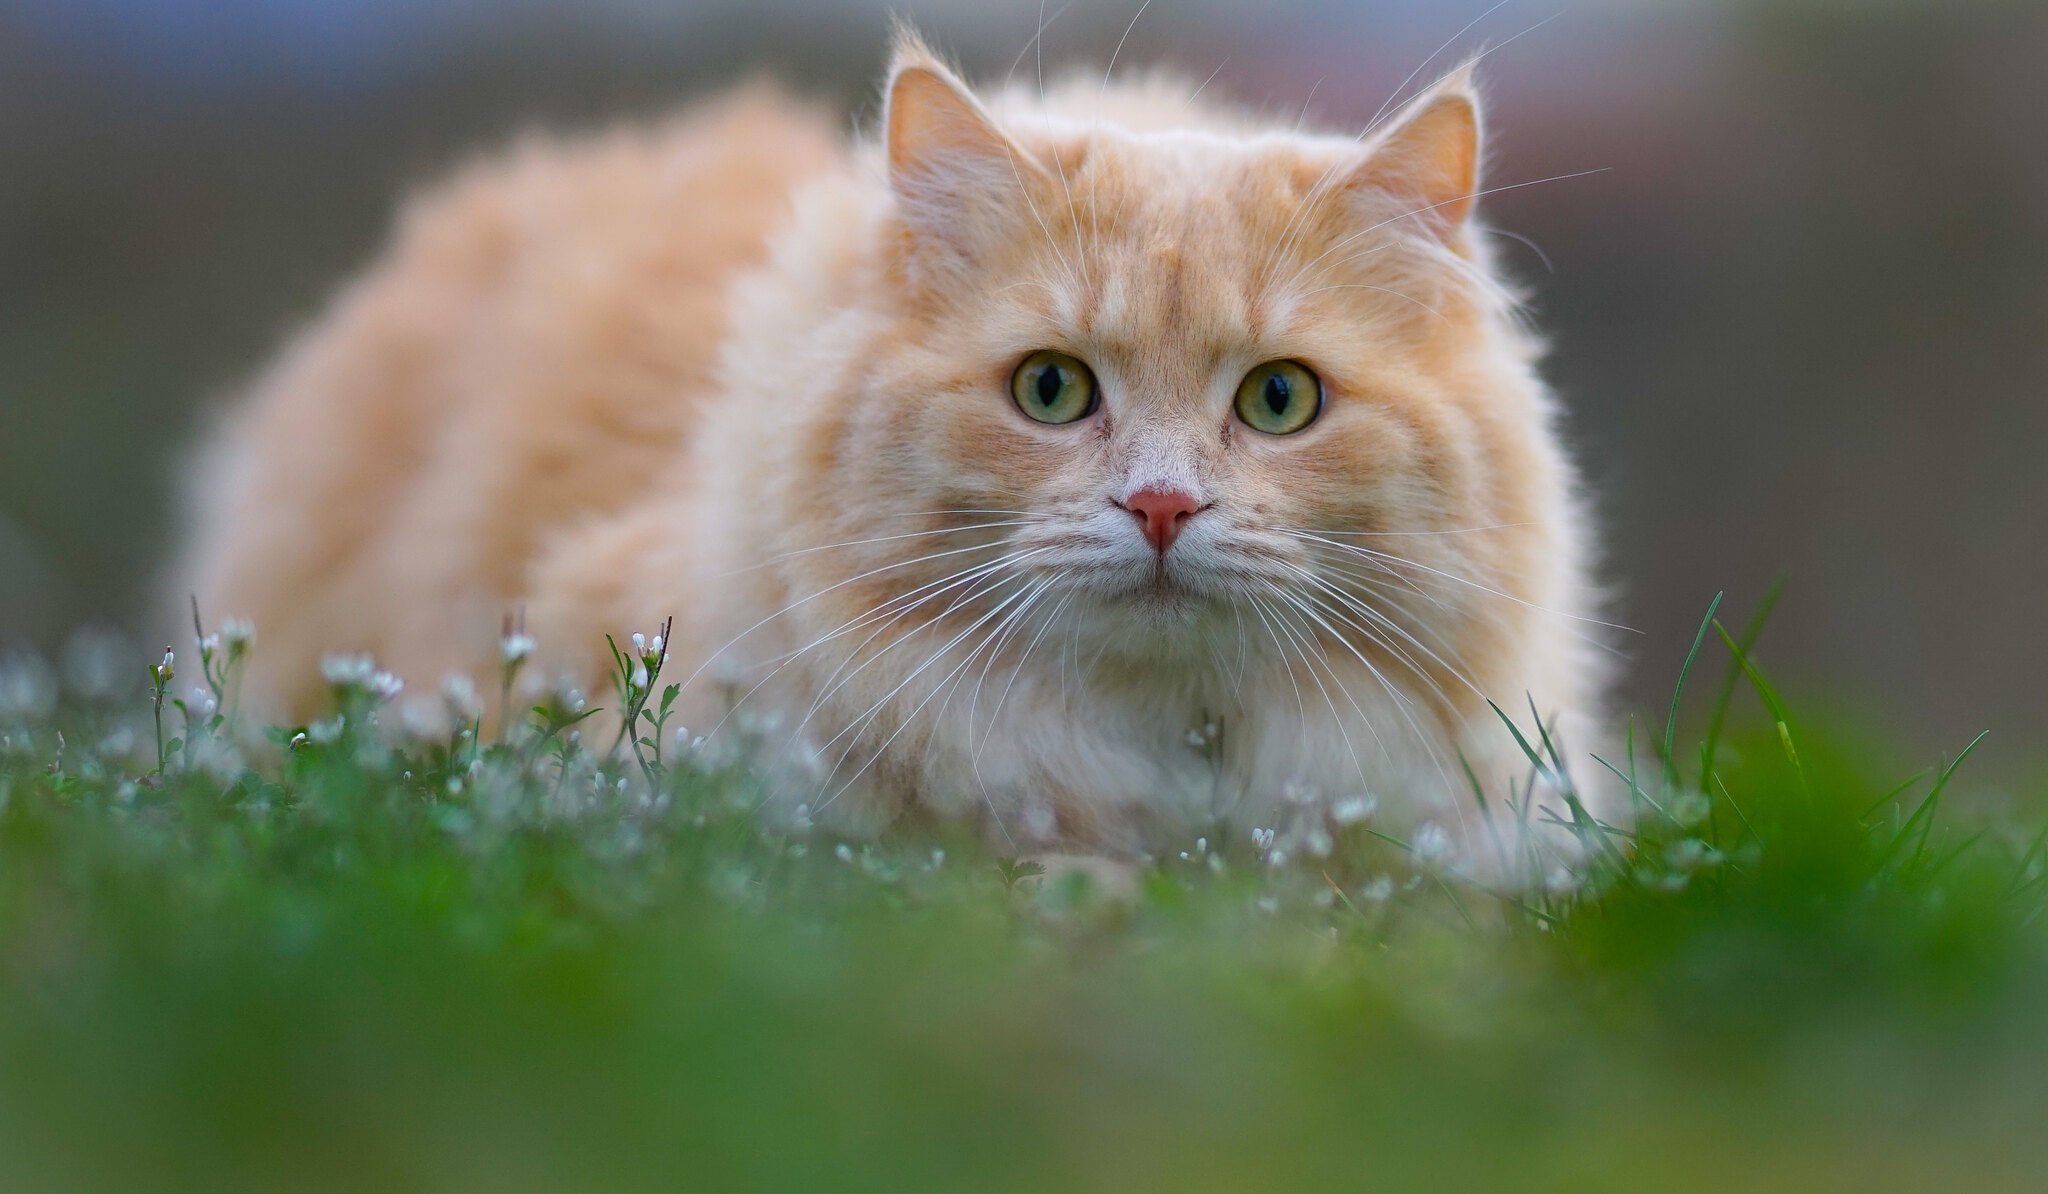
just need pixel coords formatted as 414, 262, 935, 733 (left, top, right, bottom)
2, 0, 2044, 770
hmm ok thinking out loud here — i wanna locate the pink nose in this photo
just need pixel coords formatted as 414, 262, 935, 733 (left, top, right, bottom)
1120, 488, 1203, 554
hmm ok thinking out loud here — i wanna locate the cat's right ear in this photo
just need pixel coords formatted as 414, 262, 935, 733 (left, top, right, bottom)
884, 38, 1041, 286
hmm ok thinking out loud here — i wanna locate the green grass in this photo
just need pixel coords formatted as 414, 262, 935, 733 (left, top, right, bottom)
2, 598, 2046, 1193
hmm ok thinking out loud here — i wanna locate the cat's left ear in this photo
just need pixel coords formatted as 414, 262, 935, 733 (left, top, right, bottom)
884, 34, 1044, 281
1345, 70, 1483, 241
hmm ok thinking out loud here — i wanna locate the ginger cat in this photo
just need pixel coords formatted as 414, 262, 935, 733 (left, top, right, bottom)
180, 33, 1611, 866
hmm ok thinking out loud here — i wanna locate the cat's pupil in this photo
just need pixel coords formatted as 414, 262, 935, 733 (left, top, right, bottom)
1264, 374, 1290, 415
1036, 366, 1063, 408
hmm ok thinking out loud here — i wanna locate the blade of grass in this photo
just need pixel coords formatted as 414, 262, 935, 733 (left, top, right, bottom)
1665, 591, 1724, 784
1698, 579, 1782, 789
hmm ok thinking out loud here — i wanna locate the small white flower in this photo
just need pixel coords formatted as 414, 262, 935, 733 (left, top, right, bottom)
1195, 836, 1208, 855
1266, 848, 1288, 868
1303, 828, 1334, 859
0, 652, 58, 722
156, 648, 176, 683
61, 626, 130, 702
1282, 777, 1317, 805
1332, 795, 1378, 826
650, 634, 665, 655
367, 671, 404, 702
441, 672, 481, 719
835, 843, 855, 863
1359, 875, 1395, 902
630, 663, 648, 690
398, 698, 445, 741
1251, 827, 1276, 851
500, 634, 536, 665
631, 632, 646, 654
928, 848, 945, 869
1669, 791, 1712, 829
199, 633, 221, 654
1665, 837, 1710, 872
220, 618, 255, 649
1410, 821, 1454, 867
321, 653, 375, 687
289, 731, 308, 750
1185, 728, 1207, 747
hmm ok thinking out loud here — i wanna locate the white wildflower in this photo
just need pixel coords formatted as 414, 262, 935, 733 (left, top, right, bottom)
630, 663, 648, 690
199, 633, 221, 655
61, 626, 130, 702
835, 843, 855, 863
1251, 827, 1276, 851
500, 633, 536, 665
1359, 875, 1395, 902
367, 671, 404, 703
1332, 794, 1378, 826
398, 698, 445, 741
1282, 777, 1317, 805
0, 651, 58, 723
631, 632, 646, 654
1410, 821, 1455, 867
1669, 791, 1711, 829
320, 653, 375, 687
1303, 828, 1334, 859
441, 672, 481, 720
1665, 837, 1710, 872
220, 618, 255, 649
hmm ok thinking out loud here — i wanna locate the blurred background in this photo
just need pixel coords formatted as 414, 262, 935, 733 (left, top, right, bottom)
1, 0, 2043, 771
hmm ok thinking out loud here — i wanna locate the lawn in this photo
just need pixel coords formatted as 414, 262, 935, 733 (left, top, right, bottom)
1, 596, 2044, 1193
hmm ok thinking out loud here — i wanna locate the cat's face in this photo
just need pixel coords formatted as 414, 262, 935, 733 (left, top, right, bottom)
793, 51, 1553, 706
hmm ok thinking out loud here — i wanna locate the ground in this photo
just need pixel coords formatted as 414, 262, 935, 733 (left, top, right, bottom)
0, 598, 2044, 1193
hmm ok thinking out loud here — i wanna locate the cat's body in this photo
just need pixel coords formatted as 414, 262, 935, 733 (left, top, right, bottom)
180, 38, 1611, 866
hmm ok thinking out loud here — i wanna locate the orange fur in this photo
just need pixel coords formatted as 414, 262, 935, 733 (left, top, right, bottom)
180, 38, 1611, 871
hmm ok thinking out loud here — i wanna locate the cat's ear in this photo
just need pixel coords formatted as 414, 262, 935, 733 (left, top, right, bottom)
1345, 71, 1483, 240
883, 33, 1042, 279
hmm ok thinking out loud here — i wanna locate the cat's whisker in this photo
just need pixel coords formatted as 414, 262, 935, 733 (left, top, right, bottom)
1291, 529, 1636, 634
705, 541, 1055, 742
1293, 522, 1531, 538
1255, 585, 1378, 783
727, 519, 1041, 575
775, 547, 1058, 748
1263, 581, 1462, 801
811, 570, 1051, 813
675, 537, 1026, 697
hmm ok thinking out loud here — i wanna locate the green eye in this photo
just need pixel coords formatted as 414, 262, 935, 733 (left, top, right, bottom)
1010, 350, 1098, 425
1234, 360, 1323, 435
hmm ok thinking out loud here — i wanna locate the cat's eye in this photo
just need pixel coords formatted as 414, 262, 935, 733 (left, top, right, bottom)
1010, 350, 1098, 425
1234, 360, 1322, 435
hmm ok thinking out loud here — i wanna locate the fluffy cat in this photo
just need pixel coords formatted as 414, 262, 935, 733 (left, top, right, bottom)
179, 33, 1612, 868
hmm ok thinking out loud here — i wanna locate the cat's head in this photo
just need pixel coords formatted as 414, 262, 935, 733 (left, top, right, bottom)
778, 37, 1571, 706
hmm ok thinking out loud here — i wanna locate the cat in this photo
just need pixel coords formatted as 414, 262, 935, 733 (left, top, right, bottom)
177, 30, 1613, 872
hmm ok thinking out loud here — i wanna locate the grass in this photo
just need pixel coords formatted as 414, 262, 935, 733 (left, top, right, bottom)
1, 596, 2046, 1193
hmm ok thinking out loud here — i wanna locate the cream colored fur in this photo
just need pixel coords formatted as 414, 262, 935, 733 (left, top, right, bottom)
179, 37, 1612, 869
